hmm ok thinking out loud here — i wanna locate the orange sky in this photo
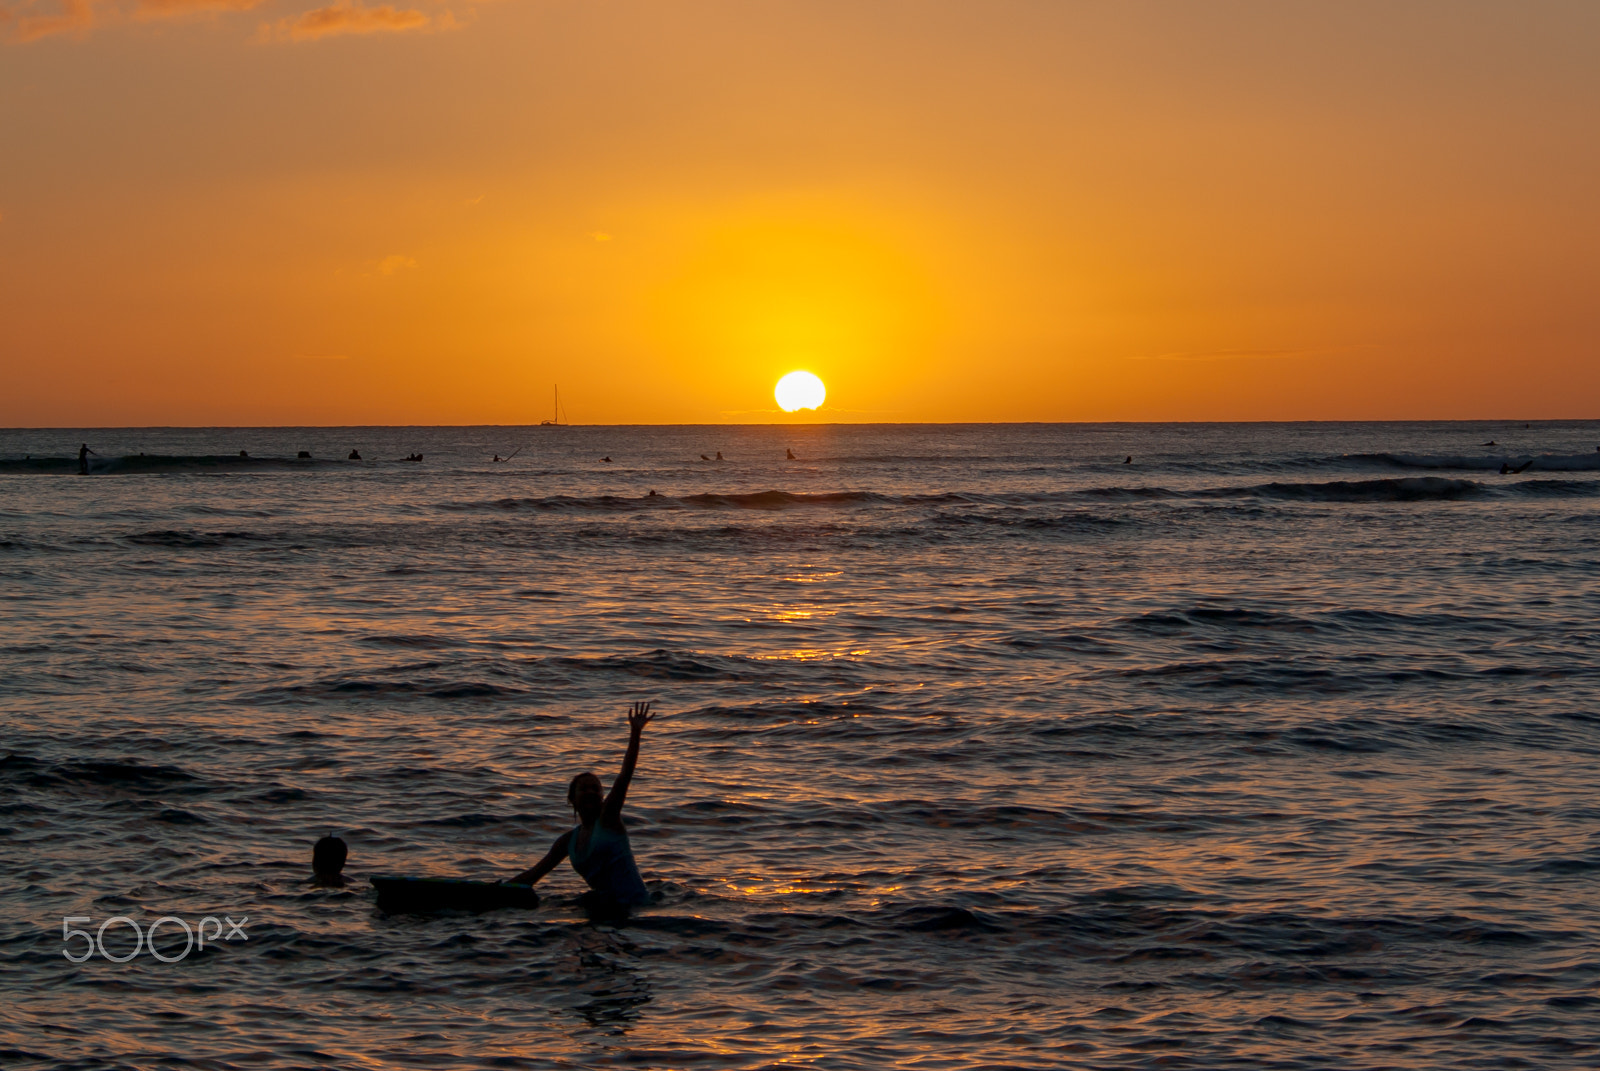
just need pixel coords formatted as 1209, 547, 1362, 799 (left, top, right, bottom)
1, 1, 1597, 425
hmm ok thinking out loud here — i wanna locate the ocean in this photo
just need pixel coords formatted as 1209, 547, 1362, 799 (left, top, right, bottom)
2, 421, 1599, 1069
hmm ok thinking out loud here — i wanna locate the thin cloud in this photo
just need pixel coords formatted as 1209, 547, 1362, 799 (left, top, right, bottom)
265, 1, 428, 42
374, 254, 418, 275
3, 0, 96, 42
1129, 347, 1321, 363
1128, 342, 1378, 363
3, 0, 265, 42
717, 407, 897, 417
137, 0, 263, 16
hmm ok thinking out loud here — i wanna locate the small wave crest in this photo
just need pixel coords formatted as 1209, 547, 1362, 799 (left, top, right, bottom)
439, 490, 979, 513
1077, 476, 1489, 502
1350, 451, 1600, 472
433, 477, 1543, 515
1227, 476, 1485, 501
1, 755, 207, 794
557, 649, 748, 681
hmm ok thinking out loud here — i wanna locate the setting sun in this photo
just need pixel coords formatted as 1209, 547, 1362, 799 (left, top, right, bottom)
774, 371, 826, 412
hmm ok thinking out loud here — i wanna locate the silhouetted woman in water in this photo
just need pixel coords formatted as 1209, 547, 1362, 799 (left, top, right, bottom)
509, 702, 655, 911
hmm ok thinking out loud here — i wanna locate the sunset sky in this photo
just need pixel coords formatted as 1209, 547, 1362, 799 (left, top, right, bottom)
2, 1, 1597, 425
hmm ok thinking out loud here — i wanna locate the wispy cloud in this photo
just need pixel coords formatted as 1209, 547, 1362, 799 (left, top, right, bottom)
3, 0, 265, 42
137, 0, 263, 17
373, 253, 418, 275
1128, 347, 1321, 363
263, 1, 428, 42
3, 0, 96, 42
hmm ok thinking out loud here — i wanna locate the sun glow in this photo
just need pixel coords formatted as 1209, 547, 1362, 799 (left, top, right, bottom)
775, 371, 826, 412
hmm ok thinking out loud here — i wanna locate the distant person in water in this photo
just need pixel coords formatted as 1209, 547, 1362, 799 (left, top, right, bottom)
715, 451, 724, 461
786, 448, 796, 460
509, 702, 656, 911
311, 834, 349, 887
1125, 456, 1132, 464
78, 443, 96, 475
348, 449, 361, 460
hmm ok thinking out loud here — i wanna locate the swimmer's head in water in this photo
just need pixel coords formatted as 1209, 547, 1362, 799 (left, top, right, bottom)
568, 771, 605, 822
312, 834, 348, 877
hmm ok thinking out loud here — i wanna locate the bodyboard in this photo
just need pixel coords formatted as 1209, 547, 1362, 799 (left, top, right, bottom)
372, 876, 540, 913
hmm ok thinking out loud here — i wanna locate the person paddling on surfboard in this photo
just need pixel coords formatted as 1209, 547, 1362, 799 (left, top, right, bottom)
508, 702, 656, 910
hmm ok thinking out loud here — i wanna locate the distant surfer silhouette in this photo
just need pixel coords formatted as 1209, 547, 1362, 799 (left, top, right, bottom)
1125, 456, 1132, 464
1482, 441, 1496, 446
239, 450, 249, 458
701, 454, 710, 461
78, 443, 96, 475
716, 451, 724, 461
509, 702, 656, 913
1500, 460, 1534, 475
348, 449, 361, 460
601, 456, 613, 463
492, 455, 502, 462
786, 449, 796, 460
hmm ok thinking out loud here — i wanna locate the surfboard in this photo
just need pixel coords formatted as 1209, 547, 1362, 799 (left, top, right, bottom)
371, 876, 540, 913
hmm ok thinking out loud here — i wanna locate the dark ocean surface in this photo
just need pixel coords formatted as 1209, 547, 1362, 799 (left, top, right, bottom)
2, 422, 1599, 1069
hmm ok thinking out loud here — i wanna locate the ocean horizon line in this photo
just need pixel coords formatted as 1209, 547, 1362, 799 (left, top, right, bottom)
4, 416, 1598, 432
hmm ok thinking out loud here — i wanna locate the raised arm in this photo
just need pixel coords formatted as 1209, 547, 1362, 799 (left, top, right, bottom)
508, 829, 572, 886
601, 702, 654, 827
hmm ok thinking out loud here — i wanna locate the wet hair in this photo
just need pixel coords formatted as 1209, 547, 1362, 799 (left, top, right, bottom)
567, 772, 602, 809
312, 834, 348, 876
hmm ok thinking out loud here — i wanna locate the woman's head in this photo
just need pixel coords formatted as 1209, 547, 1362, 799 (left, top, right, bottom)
567, 771, 604, 822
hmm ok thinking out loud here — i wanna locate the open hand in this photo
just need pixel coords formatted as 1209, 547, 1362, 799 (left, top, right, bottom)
628, 701, 655, 734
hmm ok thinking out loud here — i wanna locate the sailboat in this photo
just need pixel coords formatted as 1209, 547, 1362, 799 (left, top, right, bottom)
539, 385, 566, 426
